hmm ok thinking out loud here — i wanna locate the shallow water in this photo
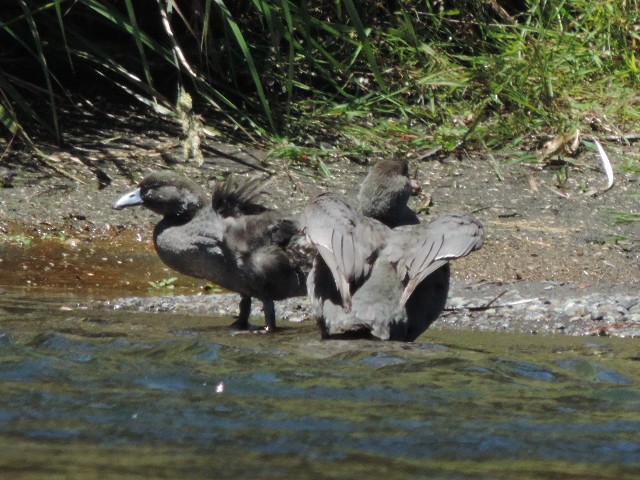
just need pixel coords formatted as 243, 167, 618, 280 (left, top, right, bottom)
0, 288, 639, 479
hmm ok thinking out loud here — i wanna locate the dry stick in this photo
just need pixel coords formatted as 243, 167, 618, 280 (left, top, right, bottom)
0, 131, 18, 163
598, 133, 640, 143
542, 184, 569, 199
444, 290, 507, 312
445, 290, 541, 313
463, 290, 508, 311
489, 298, 540, 308
416, 146, 443, 161
19, 130, 86, 184
202, 145, 273, 175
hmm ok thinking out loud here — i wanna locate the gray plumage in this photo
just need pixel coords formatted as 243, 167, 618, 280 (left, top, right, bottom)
113, 171, 312, 331
358, 158, 421, 227
303, 160, 484, 341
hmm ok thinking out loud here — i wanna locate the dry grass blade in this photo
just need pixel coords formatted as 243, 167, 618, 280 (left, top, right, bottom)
591, 137, 615, 191
156, 0, 197, 78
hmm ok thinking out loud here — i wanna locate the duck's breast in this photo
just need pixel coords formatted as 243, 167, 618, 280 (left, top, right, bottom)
153, 215, 246, 294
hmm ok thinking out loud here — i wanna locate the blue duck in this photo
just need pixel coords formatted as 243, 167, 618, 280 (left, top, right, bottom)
113, 171, 311, 331
302, 159, 484, 341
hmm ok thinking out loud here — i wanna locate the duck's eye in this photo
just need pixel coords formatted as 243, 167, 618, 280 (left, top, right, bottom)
139, 184, 154, 197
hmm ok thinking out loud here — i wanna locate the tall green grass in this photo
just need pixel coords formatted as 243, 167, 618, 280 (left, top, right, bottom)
1, 0, 639, 161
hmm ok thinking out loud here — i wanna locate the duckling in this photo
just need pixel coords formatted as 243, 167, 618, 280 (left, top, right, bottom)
303, 160, 484, 341
114, 171, 311, 331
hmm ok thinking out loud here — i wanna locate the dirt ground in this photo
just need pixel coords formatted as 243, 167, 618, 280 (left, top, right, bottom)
1, 108, 639, 338
1, 109, 638, 286
0, 116, 640, 272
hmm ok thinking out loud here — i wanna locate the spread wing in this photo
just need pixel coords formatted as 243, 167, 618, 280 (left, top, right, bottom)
302, 192, 387, 311
386, 213, 484, 307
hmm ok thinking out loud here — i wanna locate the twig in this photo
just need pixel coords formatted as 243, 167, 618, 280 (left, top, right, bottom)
465, 290, 507, 310
203, 145, 273, 174
494, 298, 540, 307
445, 290, 507, 312
470, 206, 491, 215
17, 129, 86, 184
542, 184, 569, 199
416, 146, 443, 161
595, 134, 640, 144
446, 294, 540, 313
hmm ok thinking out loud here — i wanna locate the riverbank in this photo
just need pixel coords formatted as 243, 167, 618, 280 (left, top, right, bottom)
1, 120, 638, 337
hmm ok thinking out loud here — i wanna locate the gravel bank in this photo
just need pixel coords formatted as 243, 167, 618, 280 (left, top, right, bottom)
94, 279, 640, 338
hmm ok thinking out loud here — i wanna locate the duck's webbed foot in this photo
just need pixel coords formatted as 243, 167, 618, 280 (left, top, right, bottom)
230, 297, 277, 334
263, 300, 277, 333
230, 296, 253, 330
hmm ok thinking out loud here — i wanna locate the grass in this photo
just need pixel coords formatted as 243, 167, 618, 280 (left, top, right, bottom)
0, 1, 639, 169
608, 211, 640, 224
608, 189, 640, 226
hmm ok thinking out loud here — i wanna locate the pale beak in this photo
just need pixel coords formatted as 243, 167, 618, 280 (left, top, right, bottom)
113, 187, 143, 209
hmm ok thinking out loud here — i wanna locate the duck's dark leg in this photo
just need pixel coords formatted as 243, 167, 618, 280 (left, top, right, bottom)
231, 295, 252, 330
262, 300, 276, 332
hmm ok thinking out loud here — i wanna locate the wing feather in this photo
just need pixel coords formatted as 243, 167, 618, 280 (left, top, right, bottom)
385, 213, 484, 307
302, 192, 387, 310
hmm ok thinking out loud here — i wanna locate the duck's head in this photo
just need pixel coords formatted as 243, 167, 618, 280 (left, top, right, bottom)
358, 158, 421, 226
113, 171, 208, 219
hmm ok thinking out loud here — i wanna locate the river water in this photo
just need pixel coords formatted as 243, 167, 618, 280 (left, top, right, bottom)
0, 287, 639, 479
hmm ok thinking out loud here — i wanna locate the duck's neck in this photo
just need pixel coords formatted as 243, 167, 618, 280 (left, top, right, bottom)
161, 186, 209, 224
361, 192, 418, 228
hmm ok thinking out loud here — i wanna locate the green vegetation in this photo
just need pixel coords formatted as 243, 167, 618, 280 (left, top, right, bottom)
148, 277, 178, 290
1, 0, 639, 162
608, 210, 640, 224
0, 232, 33, 247
203, 281, 224, 293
